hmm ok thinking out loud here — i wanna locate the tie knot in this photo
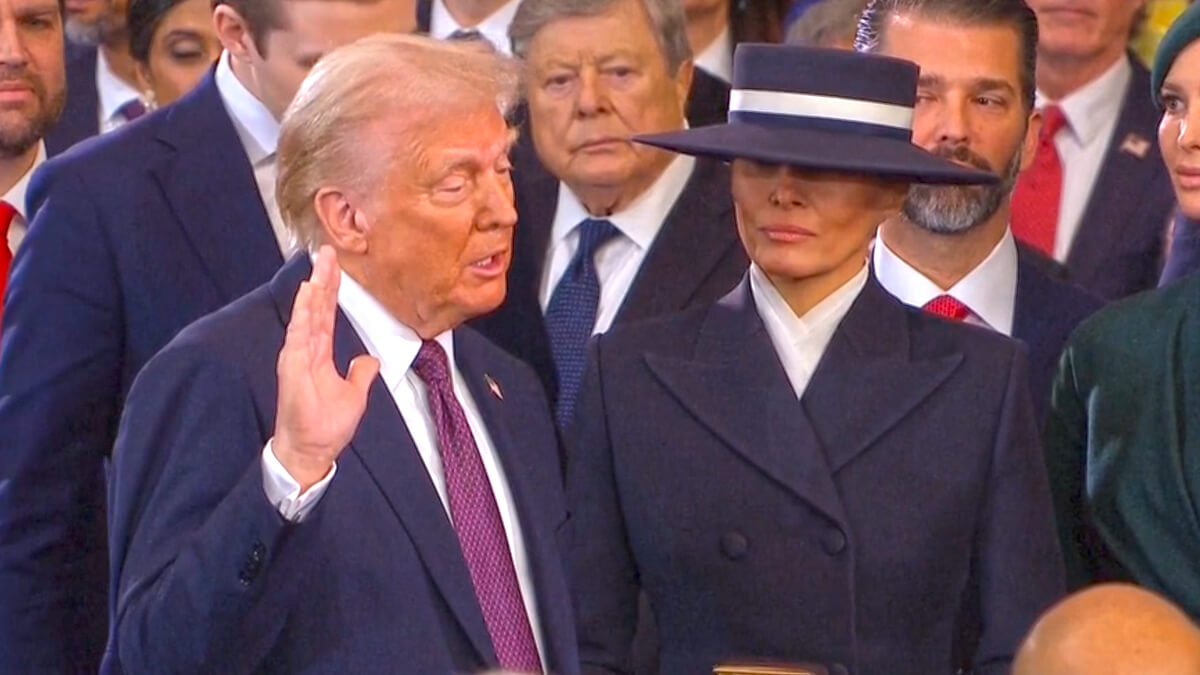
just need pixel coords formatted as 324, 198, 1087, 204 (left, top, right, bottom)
922, 294, 972, 322
576, 218, 619, 258
1039, 105, 1068, 140
117, 98, 146, 122
0, 200, 15, 235
412, 339, 452, 390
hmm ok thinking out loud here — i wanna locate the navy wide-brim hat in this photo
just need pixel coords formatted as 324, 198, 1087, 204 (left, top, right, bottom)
636, 44, 998, 185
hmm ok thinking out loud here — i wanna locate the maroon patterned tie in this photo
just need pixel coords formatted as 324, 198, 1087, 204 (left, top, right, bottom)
411, 339, 542, 673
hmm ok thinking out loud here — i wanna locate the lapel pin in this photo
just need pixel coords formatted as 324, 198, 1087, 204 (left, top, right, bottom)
485, 373, 503, 401
1119, 132, 1150, 159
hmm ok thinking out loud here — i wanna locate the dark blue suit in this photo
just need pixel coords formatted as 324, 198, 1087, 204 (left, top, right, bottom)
1012, 245, 1103, 425
0, 72, 279, 672
45, 42, 99, 156
568, 276, 1064, 675
107, 254, 579, 674
1063, 58, 1173, 300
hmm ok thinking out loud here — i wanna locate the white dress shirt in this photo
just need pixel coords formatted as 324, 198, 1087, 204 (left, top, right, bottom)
694, 24, 733, 84
96, 49, 145, 133
260, 269, 547, 667
538, 154, 696, 335
5, 142, 45, 255
872, 229, 1019, 335
749, 263, 868, 401
429, 0, 521, 54
213, 51, 293, 256
1035, 55, 1131, 262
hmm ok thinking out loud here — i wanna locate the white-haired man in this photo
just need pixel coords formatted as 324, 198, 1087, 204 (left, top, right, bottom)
105, 34, 579, 674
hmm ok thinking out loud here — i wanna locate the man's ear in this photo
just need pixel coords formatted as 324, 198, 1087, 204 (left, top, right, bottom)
213, 4, 262, 64
313, 187, 370, 254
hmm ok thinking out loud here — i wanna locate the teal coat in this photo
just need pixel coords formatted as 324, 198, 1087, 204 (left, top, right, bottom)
1046, 273, 1200, 619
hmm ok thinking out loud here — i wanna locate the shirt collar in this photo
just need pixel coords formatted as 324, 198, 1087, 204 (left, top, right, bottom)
429, 0, 521, 54
872, 228, 1018, 335
335, 265, 457, 393
95, 49, 144, 124
3, 142, 45, 220
693, 24, 733, 84
1037, 54, 1131, 145
214, 51, 280, 164
549, 153, 696, 251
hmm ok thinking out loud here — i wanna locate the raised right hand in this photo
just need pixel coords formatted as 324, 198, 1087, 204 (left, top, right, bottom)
272, 246, 380, 491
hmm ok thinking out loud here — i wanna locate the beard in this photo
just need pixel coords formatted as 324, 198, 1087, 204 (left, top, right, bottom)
65, 5, 124, 46
0, 67, 66, 158
902, 141, 1024, 235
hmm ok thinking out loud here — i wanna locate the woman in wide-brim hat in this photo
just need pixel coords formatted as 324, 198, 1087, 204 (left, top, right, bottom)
565, 43, 1066, 675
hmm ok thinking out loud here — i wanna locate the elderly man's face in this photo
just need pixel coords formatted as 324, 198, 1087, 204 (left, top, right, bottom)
249, 0, 413, 120
732, 160, 905, 288
1026, 0, 1144, 63
879, 15, 1035, 233
525, 0, 691, 202
359, 104, 517, 331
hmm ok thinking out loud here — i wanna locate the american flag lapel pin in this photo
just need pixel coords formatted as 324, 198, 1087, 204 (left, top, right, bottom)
485, 373, 503, 400
1120, 133, 1150, 159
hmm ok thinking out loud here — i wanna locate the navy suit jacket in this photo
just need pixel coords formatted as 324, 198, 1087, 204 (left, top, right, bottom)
1064, 58, 1173, 300
107, 255, 580, 674
473, 157, 746, 401
1012, 245, 1103, 425
0, 72, 279, 672
568, 276, 1065, 675
45, 42, 99, 156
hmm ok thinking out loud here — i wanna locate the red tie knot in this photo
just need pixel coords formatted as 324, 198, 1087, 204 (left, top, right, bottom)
1040, 105, 1069, 141
922, 294, 972, 322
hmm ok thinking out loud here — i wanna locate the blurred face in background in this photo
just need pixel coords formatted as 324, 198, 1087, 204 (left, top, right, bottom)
134, 0, 220, 106
64, 0, 127, 45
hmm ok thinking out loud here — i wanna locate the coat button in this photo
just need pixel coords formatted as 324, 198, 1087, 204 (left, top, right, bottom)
830, 663, 849, 675
821, 529, 846, 555
719, 532, 749, 560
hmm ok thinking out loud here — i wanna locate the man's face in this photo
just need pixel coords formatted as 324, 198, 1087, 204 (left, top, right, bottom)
356, 104, 517, 332
525, 0, 691, 203
246, 0, 414, 120
1026, 0, 1144, 63
63, 0, 125, 45
0, 0, 65, 158
877, 14, 1036, 233
732, 160, 905, 286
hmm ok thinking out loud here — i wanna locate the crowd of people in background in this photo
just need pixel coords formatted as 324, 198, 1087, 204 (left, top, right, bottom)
0, 0, 1199, 673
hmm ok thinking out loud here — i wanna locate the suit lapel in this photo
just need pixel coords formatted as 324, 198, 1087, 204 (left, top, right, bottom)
1067, 58, 1163, 284
616, 159, 740, 323
267, 260, 498, 665
802, 279, 963, 472
150, 71, 282, 302
645, 279, 849, 528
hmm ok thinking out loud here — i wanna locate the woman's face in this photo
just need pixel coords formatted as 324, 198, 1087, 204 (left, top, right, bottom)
136, 0, 220, 107
1158, 40, 1200, 220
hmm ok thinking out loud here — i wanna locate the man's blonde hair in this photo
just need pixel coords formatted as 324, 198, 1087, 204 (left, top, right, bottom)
276, 33, 522, 251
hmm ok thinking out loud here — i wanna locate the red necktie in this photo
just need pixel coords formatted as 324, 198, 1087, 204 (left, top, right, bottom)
0, 201, 17, 332
1011, 105, 1068, 257
923, 294, 972, 322
411, 340, 542, 672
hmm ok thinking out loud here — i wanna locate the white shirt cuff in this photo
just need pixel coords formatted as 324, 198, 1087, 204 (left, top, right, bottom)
261, 439, 336, 522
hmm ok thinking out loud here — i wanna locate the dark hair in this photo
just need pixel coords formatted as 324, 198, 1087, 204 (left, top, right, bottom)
129, 0, 195, 62
854, 0, 1038, 112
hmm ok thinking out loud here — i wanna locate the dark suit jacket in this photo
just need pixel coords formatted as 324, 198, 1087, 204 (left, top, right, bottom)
568, 276, 1065, 675
45, 42, 99, 156
106, 255, 579, 674
0, 72, 279, 673
473, 158, 746, 401
1064, 57, 1173, 300
686, 68, 731, 128
1012, 245, 1103, 425
1045, 272, 1200, 621
1158, 211, 1198, 287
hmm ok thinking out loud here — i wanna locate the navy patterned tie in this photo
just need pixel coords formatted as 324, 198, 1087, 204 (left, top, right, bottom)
544, 218, 619, 428
411, 340, 542, 673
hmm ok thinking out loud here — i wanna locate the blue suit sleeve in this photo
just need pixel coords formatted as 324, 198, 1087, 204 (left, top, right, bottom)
0, 162, 121, 672
971, 347, 1066, 673
109, 345, 311, 674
